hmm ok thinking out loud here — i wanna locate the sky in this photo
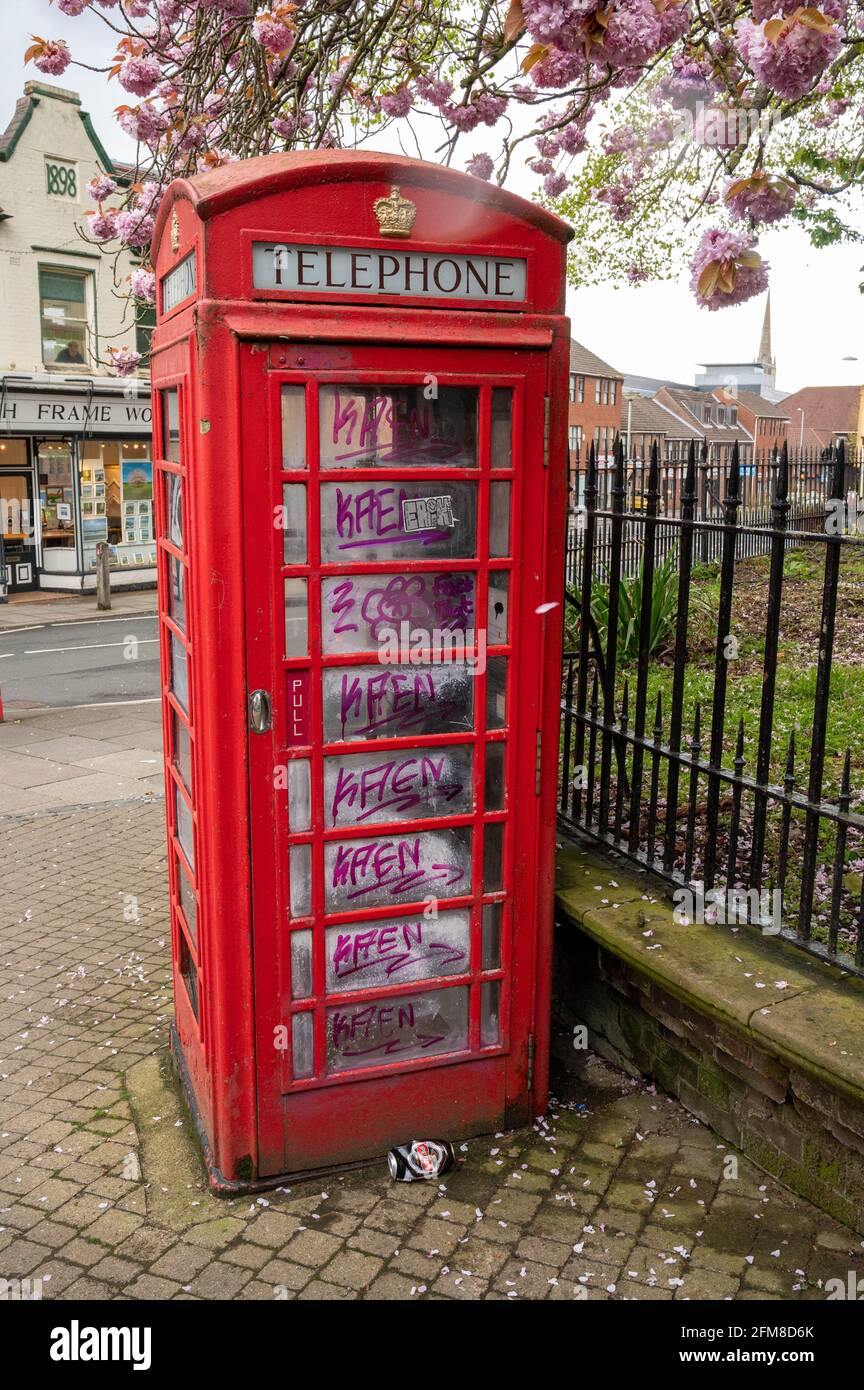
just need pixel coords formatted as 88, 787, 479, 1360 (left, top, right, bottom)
3, 0, 861, 394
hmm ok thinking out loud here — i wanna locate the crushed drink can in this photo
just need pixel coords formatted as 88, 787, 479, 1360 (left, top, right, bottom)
387, 1139, 455, 1182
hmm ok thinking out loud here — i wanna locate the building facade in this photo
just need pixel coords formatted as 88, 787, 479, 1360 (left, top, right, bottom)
568, 341, 623, 460
0, 82, 153, 595
654, 385, 754, 465
712, 387, 789, 453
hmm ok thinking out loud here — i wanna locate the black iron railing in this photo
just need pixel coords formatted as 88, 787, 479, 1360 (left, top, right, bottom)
559, 438, 864, 975
565, 445, 863, 584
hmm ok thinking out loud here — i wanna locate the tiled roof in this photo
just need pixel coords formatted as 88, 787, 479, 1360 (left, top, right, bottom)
569, 340, 623, 380
620, 393, 700, 439
719, 388, 790, 421
657, 387, 753, 443
779, 385, 861, 446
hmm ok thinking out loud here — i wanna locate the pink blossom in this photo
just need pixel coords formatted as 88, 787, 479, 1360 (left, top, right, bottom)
130, 268, 157, 303
157, 0, 184, 18
690, 227, 769, 310
735, 11, 842, 102
543, 170, 569, 196
523, 0, 588, 47
273, 114, 296, 139
136, 181, 165, 216
117, 102, 170, 146
626, 263, 650, 283
87, 211, 118, 241
57, 0, 91, 15
252, 9, 295, 55
380, 87, 413, 118
109, 346, 143, 378
596, 176, 636, 221
413, 74, 453, 109
603, 0, 666, 67
466, 152, 494, 180
127, 0, 153, 16
31, 40, 72, 77
751, 0, 845, 21
602, 126, 638, 154
87, 174, 117, 202
115, 209, 156, 247
119, 55, 162, 98
724, 172, 795, 224
447, 92, 508, 130
530, 47, 585, 89
655, 55, 717, 108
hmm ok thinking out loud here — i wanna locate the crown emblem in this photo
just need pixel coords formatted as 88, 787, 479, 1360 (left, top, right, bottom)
373, 185, 417, 238
170, 210, 180, 254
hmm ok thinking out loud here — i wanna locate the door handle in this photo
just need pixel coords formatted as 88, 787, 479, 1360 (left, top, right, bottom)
248, 689, 272, 733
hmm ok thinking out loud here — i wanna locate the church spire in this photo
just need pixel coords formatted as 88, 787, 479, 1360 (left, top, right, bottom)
757, 292, 775, 391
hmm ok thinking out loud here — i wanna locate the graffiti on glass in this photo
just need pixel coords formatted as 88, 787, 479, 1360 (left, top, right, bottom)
326, 910, 470, 992
325, 745, 473, 826
323, 663, 473, 741
320, 482, 476, 561
324, 829, 472, 910
327, 987, 469, 1071
322, 571, 474, 652
321, 386, 477, 468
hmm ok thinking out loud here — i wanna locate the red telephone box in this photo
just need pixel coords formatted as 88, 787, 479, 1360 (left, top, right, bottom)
149, 151, 572, 1189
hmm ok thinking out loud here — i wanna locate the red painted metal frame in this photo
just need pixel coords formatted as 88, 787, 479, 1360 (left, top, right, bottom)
148, 150, 571, 1188
243, 347, 547, 1174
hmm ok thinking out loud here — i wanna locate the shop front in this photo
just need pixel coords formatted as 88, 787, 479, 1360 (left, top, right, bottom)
0, 374, 154, 595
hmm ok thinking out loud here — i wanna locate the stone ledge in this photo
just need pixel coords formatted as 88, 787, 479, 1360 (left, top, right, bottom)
556, 836, 864, 1106
555, 834, 864, 1233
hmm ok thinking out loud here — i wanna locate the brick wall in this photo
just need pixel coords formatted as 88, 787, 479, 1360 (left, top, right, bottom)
554, 927, 864, 1236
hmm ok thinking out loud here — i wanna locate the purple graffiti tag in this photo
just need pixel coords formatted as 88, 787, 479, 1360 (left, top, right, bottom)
329, 391, 467, 466
359, 574, 473, 644
335, 486, 450, 552
330, 755, 463, 824
330, 1002, 447, 1058
330, 919, 467, 983
327, 578, 358, 636
328, 836, 467, 902
338, 669, 461, 738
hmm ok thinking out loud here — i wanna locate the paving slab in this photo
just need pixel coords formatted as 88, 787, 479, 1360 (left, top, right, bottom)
0, 750, 92, 789
73, 749, 165, 779
33, 773, 159, 806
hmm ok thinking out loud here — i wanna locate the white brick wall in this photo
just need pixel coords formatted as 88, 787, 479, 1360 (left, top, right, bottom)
0, 82, 143, 377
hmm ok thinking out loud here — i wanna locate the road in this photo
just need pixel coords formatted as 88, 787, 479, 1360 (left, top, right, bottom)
0, 616, 160, 709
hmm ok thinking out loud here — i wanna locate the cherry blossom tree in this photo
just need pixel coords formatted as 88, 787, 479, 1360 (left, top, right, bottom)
25, 0, 864, 370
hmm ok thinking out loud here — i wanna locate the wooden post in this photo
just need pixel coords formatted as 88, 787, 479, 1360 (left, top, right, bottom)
96, 541, 112, 611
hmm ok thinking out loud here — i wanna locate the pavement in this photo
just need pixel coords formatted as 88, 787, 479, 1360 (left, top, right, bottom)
0, 590, 156, 631
2, 784, 864, 1300
0, 701, 163, 816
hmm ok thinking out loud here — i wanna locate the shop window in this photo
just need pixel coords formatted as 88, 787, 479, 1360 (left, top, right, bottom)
37, 442, 76, 555
39, 268, 90, 370
80, 440, 155, 572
